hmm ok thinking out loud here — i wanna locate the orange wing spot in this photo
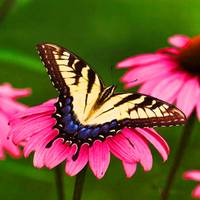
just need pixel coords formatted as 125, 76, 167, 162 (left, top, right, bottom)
72, 132, 78, 139
74, 132, 78, 136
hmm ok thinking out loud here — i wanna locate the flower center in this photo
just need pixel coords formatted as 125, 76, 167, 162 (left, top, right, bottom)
178, 35, 200, 76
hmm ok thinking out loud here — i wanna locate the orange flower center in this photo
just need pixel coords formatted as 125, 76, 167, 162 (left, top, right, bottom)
178, 35, 200, 76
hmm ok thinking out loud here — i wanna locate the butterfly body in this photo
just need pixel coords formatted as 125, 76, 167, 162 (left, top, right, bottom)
36, 43, 186, 160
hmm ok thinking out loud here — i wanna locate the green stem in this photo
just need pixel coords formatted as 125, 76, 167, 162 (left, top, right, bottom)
0, 0, 15, 24
73, 164, 88, 200
55, 164, 65, 200
161, 111, 196, 200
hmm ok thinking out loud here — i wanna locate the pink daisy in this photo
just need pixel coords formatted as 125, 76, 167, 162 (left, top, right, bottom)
183, 170, 200, 199
0, 83, 30, 159
117, 34, 200, 119
8, 98, 169, 179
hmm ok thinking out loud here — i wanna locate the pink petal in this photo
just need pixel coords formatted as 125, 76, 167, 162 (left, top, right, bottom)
43, 139, 72, 169
138, 73, 171, 95
0, 98, 28, 119
150, 72, 187, 103
0, 113, 10, 135
122, 128, 153, 171
176, 76, 200, 118
3, 138, 21, 158
23, 124, 56, 157
0, 83, 31, 99
117, 54, 172, 68
196, 96, 200, 121
89, 140, 110, 179
107, 134, 139, 163
136, 128, 169, 162
121, 60, 178, 88
193, 185, 200, 198
9, 99, 56, 122
183, 170, 200, 181
168, 35, 190, 48
10, 115, 55, 145
0, 114, 21, 158
33, 130, 58, 168
0, 149, 5, 159
157, 47, 180, 55
0, 83, 31, 159
65, 144, 89, 176
123, 162, 137, 178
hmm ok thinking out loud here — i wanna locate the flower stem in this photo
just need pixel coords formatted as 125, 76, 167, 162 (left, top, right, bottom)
161, 111, 196, 200
73, 164, 88, 200
0, 0, 15, 24
55, 164, 65, 200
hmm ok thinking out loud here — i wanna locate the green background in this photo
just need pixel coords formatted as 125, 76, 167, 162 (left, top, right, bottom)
0, 0, 200, 199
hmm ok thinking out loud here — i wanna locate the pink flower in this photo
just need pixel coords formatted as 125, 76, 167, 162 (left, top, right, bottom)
8, 98, 169, 179
0, 83, 31, 159
117, 35, 200, 119
183, 170, 200, 199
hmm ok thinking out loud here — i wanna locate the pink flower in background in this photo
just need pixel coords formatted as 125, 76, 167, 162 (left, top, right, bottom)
0, 83, 30, 159
8, 99, 169, 179
183, 170, 200, 199
117, 35, 200, 119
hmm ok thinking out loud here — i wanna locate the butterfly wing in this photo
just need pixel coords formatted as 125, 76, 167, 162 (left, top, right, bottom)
37, 43, 186, 129
84, 92, 186, 128
36, 43, 186, 160
36, 43, 105, 122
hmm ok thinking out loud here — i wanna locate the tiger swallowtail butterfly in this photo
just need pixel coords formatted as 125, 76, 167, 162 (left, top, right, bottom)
36, 43, 186, 160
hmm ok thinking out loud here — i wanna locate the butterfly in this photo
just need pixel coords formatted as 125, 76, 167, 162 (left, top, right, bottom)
36, 43, 186, 160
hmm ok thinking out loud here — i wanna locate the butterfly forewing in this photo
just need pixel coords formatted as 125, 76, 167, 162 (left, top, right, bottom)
36, 43, 104, 94
36, 43, 106, 122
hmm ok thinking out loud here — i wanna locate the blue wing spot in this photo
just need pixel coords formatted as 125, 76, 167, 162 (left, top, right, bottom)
61, 105, 71, 114
110, 120, 117, 129
64, 97, 72, 105
84, 129, 93, 138
77, 128, 93, 140
62, 113, 72, 123
100, 124, 110, 134
91, 127, 100, 137
64, 121, 78, 134
77, 128, 87, 139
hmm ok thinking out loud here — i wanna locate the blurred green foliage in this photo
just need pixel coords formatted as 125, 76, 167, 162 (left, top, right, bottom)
0, 0, 200, 199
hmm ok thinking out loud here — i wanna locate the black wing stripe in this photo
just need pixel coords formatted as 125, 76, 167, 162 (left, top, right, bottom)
36, 43, 105, 94
84, 69, 96, 110
87, 69, 96, 93
114, 93, 142, 107
68, 54, 75, 67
